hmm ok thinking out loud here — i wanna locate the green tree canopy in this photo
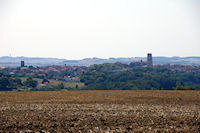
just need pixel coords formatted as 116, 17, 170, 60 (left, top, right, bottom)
24, 78, 38, 88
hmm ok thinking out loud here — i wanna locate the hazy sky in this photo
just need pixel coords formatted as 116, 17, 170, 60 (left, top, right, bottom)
0, 0, 199, 59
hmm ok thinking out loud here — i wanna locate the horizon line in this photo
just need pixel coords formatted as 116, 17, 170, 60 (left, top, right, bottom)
0, 55, 200, 60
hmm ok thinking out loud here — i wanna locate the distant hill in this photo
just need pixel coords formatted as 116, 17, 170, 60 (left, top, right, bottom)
0, 56, 66, 67
0, 56, 200, 67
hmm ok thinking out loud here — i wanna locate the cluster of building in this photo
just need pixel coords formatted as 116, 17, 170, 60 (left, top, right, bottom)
15, 53, 200, 80
14, 61, 86, 81
130, 53, 153, 67
155, 64, 200, 72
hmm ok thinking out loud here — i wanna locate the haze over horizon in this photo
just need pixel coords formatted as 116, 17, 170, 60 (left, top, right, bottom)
0, 0, 200, 60
1, 55, 200, 61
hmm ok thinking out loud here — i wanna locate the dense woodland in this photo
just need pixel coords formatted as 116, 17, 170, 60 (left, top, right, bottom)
79, 63, 200, 90
0, 62, 200, 91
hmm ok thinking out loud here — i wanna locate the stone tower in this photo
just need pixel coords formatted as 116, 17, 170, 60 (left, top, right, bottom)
21, 61, 25, 67
147, 53, 153, 67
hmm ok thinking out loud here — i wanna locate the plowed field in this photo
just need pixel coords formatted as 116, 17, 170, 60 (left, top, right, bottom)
0, 90, 199, 132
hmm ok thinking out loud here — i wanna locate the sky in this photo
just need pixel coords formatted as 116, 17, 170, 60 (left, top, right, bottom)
0, 0, 200, 59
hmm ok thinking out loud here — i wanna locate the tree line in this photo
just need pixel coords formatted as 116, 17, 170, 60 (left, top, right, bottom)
79, 63, 200, 90
1, 62, 200, 91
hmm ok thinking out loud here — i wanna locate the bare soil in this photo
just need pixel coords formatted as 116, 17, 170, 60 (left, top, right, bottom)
0, 90, 199, 132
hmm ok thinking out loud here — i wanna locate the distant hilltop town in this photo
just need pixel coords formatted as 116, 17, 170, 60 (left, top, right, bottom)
1, 53, 199, 82
19, 53, 154, 69
0, 54, 200, 68
0, 53, 200, 74
0, 53, 200, 91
